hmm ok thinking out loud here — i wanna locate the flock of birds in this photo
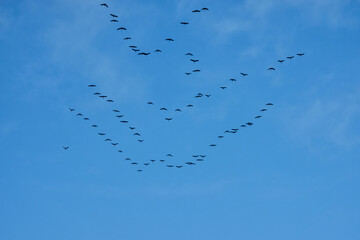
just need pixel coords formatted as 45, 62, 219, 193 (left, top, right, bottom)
64, 3, 306, 173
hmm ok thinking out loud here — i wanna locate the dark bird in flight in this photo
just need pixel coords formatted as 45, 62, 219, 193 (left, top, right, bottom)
193, 69, 201, 72
287, 56, 294, 59
150, 159, 156, 162
246, 122, 253, 126
266, 103, 274, 106
147, 102, 154, 105
129, 127, 136, 130
190, 59, 199, 62
202, 7, 209, 11
131, 162, 138, 165
185, 53, 193, 56
93, 92, 101, 95
196, 159, 204, 162
166, 154, 173, 157
209, 144, 216, 147
260, 109, 267, 112
144, 163, 150, 166
185, 72, 192, 75
134, 133, 140, 136
83, 118, 89, 120
110, 14, 118, 18
92, 125, 98, 127
120, 120, 128, 123
138, 52, 150, 56
99, 95, 107, 98
200, 155, 206, 158
132, 49, 140, 52
268, 67, 275, 71
117, 27, 126, 30
124, 37, 131, 40
138, 140, 144, 143
186, 104, 194, 107
175, 109, 182, 112
220, 86, 227, 89
278, 60, 285, 63
192, 155, 199, 158
88, 84, 96, 87
166, 165, 174, 168
192, 10, 201, 13
106, 100, 114, 102
125, 158, 131, 161
230, 78, 236, 82
176, 166, 183, 168
111, 20, 119, 23
165, 38, 174, 42
165, 118, 173, 121
160, 108, 167, 111
159, 160, 165, 162
63, 146, 69, 150
98, 133, 106, 136
113, 110, 120, 113
100, 3, 108, 7
218, 136, 224, 139
154, 49, 162, 53
185, 162, 196, 165
116, 115, 124, 118
255, 116, 262, 119
241, 124, 246, 128
69, 108, 75, 111
205, 94, 211, 97
111, 143, 118, 146
76, 113, 83, 116
180, 22, 189, 25
225, 130, 230, 133
137, 170, 143, 172
297, 53, 305, 56
129, 45, 137, 48
105, 139, 111, 141
232, 129, 239, 131
240, 73, 248, 76
118, 150, 123, 153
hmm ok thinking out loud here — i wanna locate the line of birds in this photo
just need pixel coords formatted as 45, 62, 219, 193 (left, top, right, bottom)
63, 3, 305, 173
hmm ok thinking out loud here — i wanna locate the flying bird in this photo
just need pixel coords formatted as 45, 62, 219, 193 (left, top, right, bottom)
113, 110, 120, 113
160, 108, 167, 111
209, 144, 216, 147
117, 27, 126, 30
190, 59, 199, 62
220, 86, 227, 89
118, 150, 123, 153
93, 92, 101, 95
100, 3, 108, 7
166, 154, 173, 157
180, 22, 189, 25
278, 60, 285, 63
200, 155, 206, 158
185, 53, 193, 56
133, 133, 141, 136
124, 37, 131, 40
138, 140, 144, 143
218, 136, 224, 139
99, 95, 107, 98
144, 163, 150, 166
186, 104, 194, 107
137, 170, 143, 172
150, 160, 156, 162
287, 56, 294, 59
297, 53, 305, 56
260, 109, 267, 112
246, 122, 254, 126
166, 165, 174, 168
125, 158, 131, 161
132, 49, 140, 52
63, 146, 69, 150
154, 49, 162, 53
165, 118, 173, 121
105, 139, 111, 141
110, 14, 118, 18
120, 120, 128, 123
192, 10, 201, 13
159, 160, 165, 162
106, 100, 114, 102
205, 94, 211, 97
175, 109, 182, 112
165, 38, 174, 42
111, 143, 118, 146
69, 108, 75, 111
111, 20, 119, 23
255, 116, 262, 119
185, 72, 192, 75
240, 73, 248, 76
193, 69, 201, 72
176, 166, 183, 168
185, 162, 196, 165
240, 125, 246, 128
129, 45, 137, 48
116, 115, 124, 118
129, 127, 136, 130
268, 67, 275, 71
98, 133, 106, 136
230, 78, 236, 82
131, 162, 138, 165
88, 84, 96, 87
266, 103, 274, 106
76, 113, 83, 116
92, 125, 98, 127
83, 118, 89, 120
202, 7, 209, 11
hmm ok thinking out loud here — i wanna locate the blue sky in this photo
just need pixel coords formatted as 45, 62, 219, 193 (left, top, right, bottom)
1, 0, 360, 239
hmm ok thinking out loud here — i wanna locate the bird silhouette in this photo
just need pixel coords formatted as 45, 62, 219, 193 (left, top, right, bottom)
137, 170, 143, 172
154, 49, 162, 53
99, 95, 107, 98
218, 136, 224, 139
266, 103, 274, 106
110, 14, 118, 18
180, 22, 189, 25
76, 113, 83, 116
124, 37, 131, 40
150, 160, 156, 162
98, 133, 106, 136
144, 163, 150, 166
93, 92, 101, 95
230, 78, 236, 82
202, 7, 209, 11
165, 38, 174, 42
268, 67, 275, 71
111, 20, 119, 23
138, 140, 144, 143
166, 154, 173, 157
185, 53, 193, 56
63, 146, 69, 150
69, 108, 75, 111
209, 144, 216, 147
117, 27, 126, 30
105, 139, 111, 141
111, 143, 118, 146
255, 116, 262, 119
160, 160, 165, 162
129, 127, 136, 130
186, 162, 196, 165
190, 59, 199, 62
192, 10, 201, 13
278, 60, 285, 63
193, 69, 201, 72
175, 109, 182, 112
88, 84, 96, 87
297, 53, 305, 56
160, 108, 167, 111
176, 166, 183, 168
220, 86, 227, 89
185, 73, 192, 75
106, 100, 114, 102
205, 94, 211, 97
83, 118, 89, 120
100, 3, 108, 7
241, 124, 246, 128
240, 73, 248, 76
246, 122, 254, 126
166, 165, 174, 168
92, 125, 98, 127
186, 104, 194, 107
116, 115, 124, 118
132, 49, 140, 52
147, 102, 154, 105
129, 45, 137, 48
134, 133, 141, 136
165, 118, 173, 121
125, 158, 131, 161
287, 56, 294, 59
260, 109, 267, 112
118, 150, 123, 153
113, 110, 120, 113
120, 120, 128, 123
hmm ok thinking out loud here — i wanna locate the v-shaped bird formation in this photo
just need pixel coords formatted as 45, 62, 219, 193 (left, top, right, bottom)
64, 3, 307, 173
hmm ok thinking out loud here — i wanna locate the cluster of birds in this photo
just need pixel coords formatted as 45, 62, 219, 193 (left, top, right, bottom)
64, 3, 306, 173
